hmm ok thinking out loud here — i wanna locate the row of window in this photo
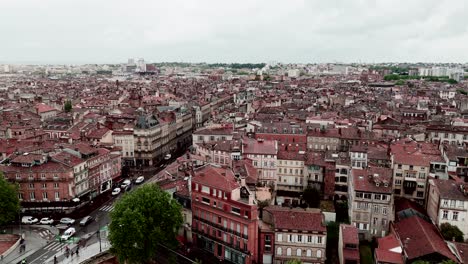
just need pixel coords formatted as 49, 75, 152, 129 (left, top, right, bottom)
278, 168, 303, 175
195, 208, 249, 235
355, 203, 388, 215
395, 164, 425, 171
278, 160, 304, 166
433, 132, 467, 140
355, 192, 389, 201
394, 180, 425, 189
19, 191, 61, 200
277, 234, 324, 244
195, 221, 248, 250
442, 210, 460, 221
442, 199, 465, 209
276, 247, 323, 258
26, 183, 60, 189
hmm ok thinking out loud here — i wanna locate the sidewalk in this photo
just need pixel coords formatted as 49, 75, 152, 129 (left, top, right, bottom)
1, 230, 49, 264
44, 239, 111, 264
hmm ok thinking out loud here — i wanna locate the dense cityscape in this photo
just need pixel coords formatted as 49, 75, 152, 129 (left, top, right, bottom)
0, 60, 467, 264
2, 0, 468, 263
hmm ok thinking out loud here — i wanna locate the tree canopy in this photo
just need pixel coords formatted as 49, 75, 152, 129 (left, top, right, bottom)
440, 223, 464, 242
108, 184, 183, 263
0, 172, 20, 226
64, 100, 72, 112
303, 187, 321, 208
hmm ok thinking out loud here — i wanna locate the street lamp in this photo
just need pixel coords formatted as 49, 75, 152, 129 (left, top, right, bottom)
96, 216, 102, 253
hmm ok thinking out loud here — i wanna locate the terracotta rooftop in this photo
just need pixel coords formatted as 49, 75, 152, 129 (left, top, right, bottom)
393, 215, 457, 262
192, 164, 240, 192
352, 166, 393, 193
242, 138, 277, 155
265, 206, 326, 232
341, 224, 359, 245
35, 103, 56, 113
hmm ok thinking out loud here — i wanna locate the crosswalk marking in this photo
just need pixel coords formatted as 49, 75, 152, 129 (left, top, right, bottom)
99, 205, 114, 212
44, 241, 63, 251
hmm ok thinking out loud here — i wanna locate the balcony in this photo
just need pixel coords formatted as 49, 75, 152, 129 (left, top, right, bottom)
192, 228, 251, 256
194, 216, 246, 240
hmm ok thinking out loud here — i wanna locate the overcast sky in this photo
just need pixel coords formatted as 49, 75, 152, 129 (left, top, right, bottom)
1, 0, 467, 64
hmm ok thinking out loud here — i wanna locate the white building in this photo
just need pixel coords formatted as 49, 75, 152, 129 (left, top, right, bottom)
243, 138, 278, 187
427, 179, 468, 240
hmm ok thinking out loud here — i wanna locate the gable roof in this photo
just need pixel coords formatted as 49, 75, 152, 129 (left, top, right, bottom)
393, 215, 457, 262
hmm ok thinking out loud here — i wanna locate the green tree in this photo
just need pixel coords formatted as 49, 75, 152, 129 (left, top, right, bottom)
303, 187, 321, 208
286, 260, 303, 264
440, 223, 464, 242
447, 79, 458, 84
0, 172, 20, 226
108, 184, 183, 263
64, 100, 72, 112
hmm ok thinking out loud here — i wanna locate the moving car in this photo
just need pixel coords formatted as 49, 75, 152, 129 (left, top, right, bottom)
39, 217, 54, 225
79, 216, 93, 226
21, 216, 39, 224
61, 227, 76, 241
60, 217, 75, 225
164, 154, 171, 160
135, 176, 145, 184
111, 187, 121, 196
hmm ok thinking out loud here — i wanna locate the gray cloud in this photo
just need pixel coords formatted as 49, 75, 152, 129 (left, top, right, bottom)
0, 0, 467, 64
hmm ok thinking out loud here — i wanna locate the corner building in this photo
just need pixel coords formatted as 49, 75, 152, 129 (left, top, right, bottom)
191, 164, 259, 264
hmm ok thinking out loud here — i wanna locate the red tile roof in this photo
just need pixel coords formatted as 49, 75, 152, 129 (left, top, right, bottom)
352, 166, 393, 193
375, 249, 403, 264
242, 138, 277, 155
265, 206, 326, 232
393, 215, 457, 262
35, 103, 57, 113
391, 140, 443, 166
341, 224, 359, 244
52, 151, 85, 167
192, 165, 240, 192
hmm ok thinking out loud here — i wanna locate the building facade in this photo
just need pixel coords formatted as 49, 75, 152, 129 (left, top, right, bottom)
349, 166, 394, 240
191, 165, 259, 264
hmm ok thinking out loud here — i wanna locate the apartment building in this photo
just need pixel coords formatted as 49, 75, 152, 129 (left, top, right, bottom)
440, 144, 468, 180
134, 112, 162, 167
192, 126, 234, 145
427, 179, 468, 240
350, 145, 367, 169
254, 122, 307, 145
427, 125, 468, 146
391, 140, 445, 204
307, 128, 340, 151
349, 166, 394, 240
113, 130, 135, 166
243, 138, 278, 187
262, 206, 327, 264
191, 165, 259, 264
195, 140, 242, 168
276, 148, 305, 195
2, 153, 76, 211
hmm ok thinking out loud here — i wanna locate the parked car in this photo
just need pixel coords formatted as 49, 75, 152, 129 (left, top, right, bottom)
112, 187, 121, 196
60, 217, 75, 225
135, 176, 145, 184
79, 216, 93, 226
164, 154, 171, 160
61, 227, 76, 241
121, 179, 132, 189
21, 216, 39, 225
39, 217, 54, 225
